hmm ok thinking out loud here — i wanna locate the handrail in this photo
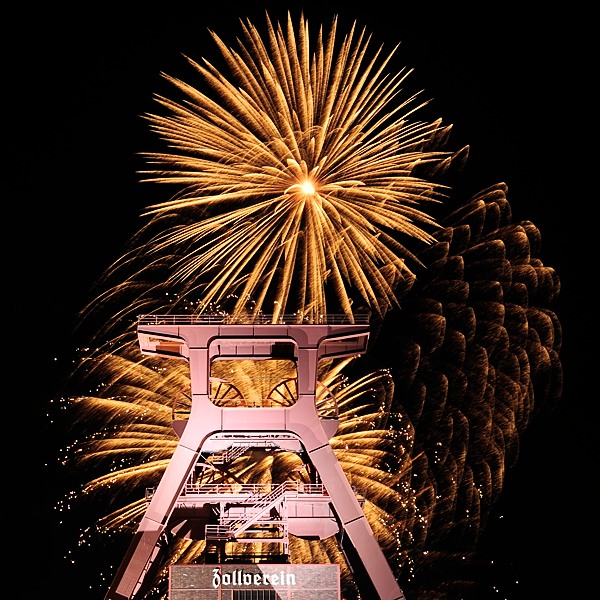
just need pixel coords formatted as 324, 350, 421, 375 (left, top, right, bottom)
181, 481, 327, 496
146, 482, 367, 502
138, 313, 369, 325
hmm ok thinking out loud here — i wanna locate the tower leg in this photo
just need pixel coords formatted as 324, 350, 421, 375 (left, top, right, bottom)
308, 436, 405, 600
104, 443, 200, 599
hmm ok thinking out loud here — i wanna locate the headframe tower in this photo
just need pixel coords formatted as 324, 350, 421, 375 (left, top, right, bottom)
105, 313, 405, 600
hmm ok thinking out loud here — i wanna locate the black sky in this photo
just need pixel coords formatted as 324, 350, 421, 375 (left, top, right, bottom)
11, 3, 591, 599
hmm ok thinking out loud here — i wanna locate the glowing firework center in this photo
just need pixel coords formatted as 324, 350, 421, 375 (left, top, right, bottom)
105, 314, 405, 600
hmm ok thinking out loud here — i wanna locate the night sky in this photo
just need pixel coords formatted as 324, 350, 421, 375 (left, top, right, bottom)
11, 3, 589, 599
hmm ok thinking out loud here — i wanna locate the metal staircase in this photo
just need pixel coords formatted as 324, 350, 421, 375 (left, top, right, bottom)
210, 444, 251, 465
226, 484, 286, 534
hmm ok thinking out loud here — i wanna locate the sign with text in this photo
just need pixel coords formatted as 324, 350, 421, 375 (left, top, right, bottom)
170, 563, 341, 599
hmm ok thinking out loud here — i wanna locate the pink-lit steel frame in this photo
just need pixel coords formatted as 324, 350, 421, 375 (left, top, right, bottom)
105, 315, 405, 600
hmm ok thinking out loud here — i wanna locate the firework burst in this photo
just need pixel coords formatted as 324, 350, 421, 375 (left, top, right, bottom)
85, 11, 455, 331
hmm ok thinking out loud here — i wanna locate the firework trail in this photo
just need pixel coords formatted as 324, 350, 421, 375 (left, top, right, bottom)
56, 11, 562, 600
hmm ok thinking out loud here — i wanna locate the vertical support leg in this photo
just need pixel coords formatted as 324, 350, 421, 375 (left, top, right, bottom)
308, 437, 405, 600
105, 441, 200, 599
